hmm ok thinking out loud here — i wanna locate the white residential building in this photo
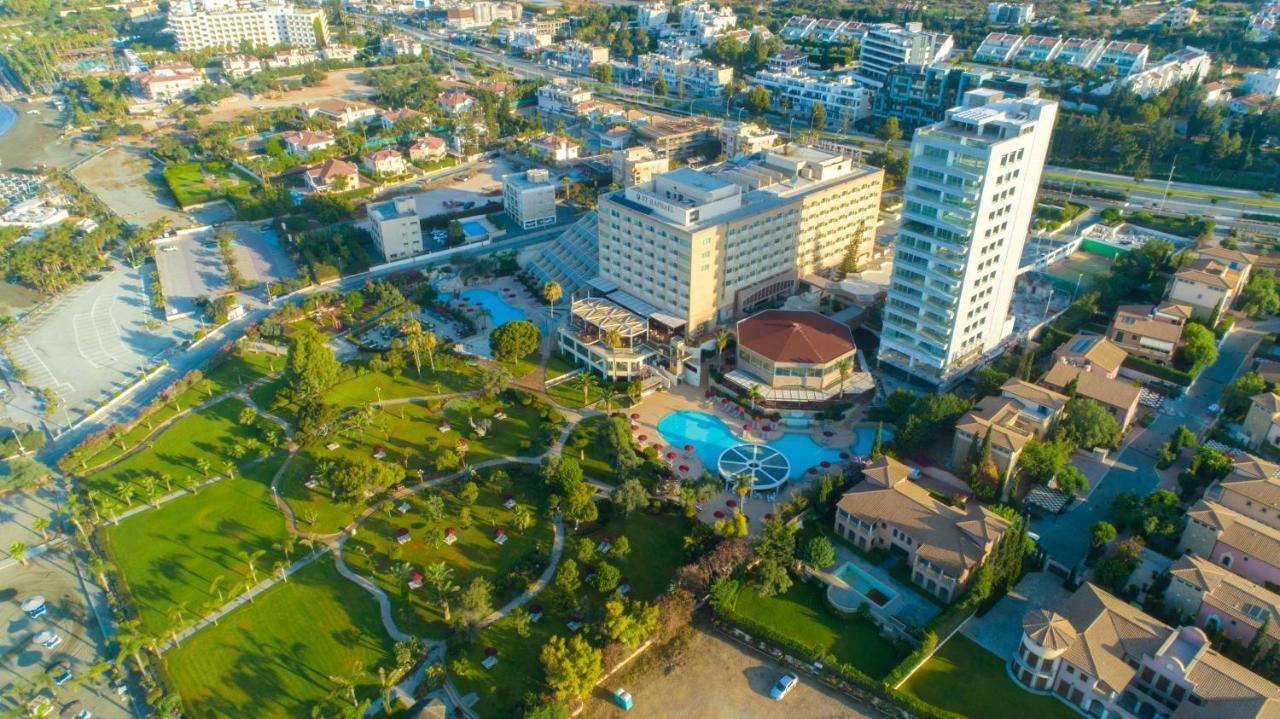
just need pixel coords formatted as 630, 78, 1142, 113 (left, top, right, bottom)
1012, 35, 1063, 65
444, 1, 521, 29
166, 0, 328, 51
507, 26, 552, 51
718, 120, 778, 157
368, 196, 423, 261
656, 38, 702, 60
1249, 6, 1279, 42
973, 32, 1025, 65
278, 129, 335, 156
637, 1, 669, 29
1154, 5, 1200, 29
1245, 67, 1280, 98
131, 61, 206, 101
320, 43, 358, 62
855, 22, 954, 88
879, 91, 1059, 386
220, 54, 263, 79
596, 145, 884, 335
537, 80, 592, 114
549, 40, 609, 71
637, 53, 733, 96
780, 16, 818, 41
680, 1, 736, 44
1122, 46, 1211, 99
611, 146, 669, 187
1095, 40, 1149, 76
503, 168, 557, 229
530, 133, 580, 163
987, 2, 1035, 25
1053, 37, 1105, 68
380, 33, 422, 57
301, 98, 378, 128
748, 71, 873, 126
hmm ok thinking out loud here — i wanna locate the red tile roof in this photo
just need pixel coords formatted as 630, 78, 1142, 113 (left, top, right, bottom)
736, 310, 854, 364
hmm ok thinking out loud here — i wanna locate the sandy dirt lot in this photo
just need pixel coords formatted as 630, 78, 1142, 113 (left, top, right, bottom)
199, 68, 377, 125
583, 628, 879, 719
0, 550, 132, 719
72, 146, 187, 228
397, 157, 520, 220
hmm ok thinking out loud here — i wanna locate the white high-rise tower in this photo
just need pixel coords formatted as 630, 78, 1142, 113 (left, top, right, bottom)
878, 90, 1058, 386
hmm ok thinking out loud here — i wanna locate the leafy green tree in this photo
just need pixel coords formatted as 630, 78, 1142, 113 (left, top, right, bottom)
1057, 397, 1122, 450
554, 557, 581, 594
1055, 465, 1090, 496
1223, 372, 1268, 421
455, 577, 493, 629
804, 536, 836, 569
286, 327, 339, 398
1175, 322, 1218, 373
459, 481, 479, 506
612, 478, 648, 516
540, 634, 603, 702
602, 597, 658, 648
488, 320, 541, 362
1089, 521, 1117, 550
876, 117, 902, 145
744, 85, 770, 117
1237, 269, 1280, 318
590, 561, 621, 593
1018, 438, 1072, 484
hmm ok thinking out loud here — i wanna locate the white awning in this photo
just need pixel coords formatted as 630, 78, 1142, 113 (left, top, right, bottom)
724, 369, 874, 403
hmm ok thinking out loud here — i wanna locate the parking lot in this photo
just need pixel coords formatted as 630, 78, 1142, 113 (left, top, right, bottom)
1, 551, 133, 719
583, 628, 877, 719
154, 230, 230, 319
224, 222, 299, 287
4, 264, 192, 423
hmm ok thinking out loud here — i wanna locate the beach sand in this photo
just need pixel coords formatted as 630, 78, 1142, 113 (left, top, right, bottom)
0, 97, 96, 171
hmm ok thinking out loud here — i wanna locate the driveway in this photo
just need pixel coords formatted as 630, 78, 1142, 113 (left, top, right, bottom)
1032, 322, 1265, 567
154, 230, 230, 319
582, 627, 881, 719
961, 571, 1071, 659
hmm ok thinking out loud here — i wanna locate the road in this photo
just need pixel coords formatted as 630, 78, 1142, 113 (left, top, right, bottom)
1032, 320, 1274, 567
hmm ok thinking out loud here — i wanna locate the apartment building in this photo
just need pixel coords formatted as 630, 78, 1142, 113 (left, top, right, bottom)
277, 129, 334, 156
166, 1, 328, 51
634, 115, 722, 161
973, 32, 1024, 64
637, 1, 668, 29
747, 70, 872, 127
131, 61, 206, 101
611, 146, 669, 187
301, 98, 378, 128
835, 456, 1012, 602
503, 168, 557, 229
1180, 456, 1280, 588
1096, 40, 1150, 76
368, 196, 423, 261
987, 2, 1035, 24
1013, 35, 1064, 65
780, 15, 869, 44
718, 120, 778, 158
636, 53, 733, 96
973, 32, 1142, 73
679, 1, 736, 44
1122, 46, 1211, 99
444, 1, 521, 29
220, 54, 263, 80
878, 91, 1058, 386
1040, 333, 1141, 432
1106, 302, 1191, 364
536, 80, 592, 114
1167, 246, 1255, 321
766, 49, 809, 74
595, 144, 884, 335
872, 62, 1042, 131
1166, 554, 1280, 651
380, 33, 423, 57
1054, 37, 1105, 67
549, 40, 608, 71
855, 22, 954, 88
1013, 583, 1280, 718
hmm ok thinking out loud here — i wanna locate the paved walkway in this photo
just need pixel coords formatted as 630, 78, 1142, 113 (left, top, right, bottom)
480, 516, 565, 628
333, 537, 412, 643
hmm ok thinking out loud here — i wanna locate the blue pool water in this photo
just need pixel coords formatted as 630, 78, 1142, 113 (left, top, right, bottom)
852, 425, 894, 455
657, 410, 846, 478
461, 220, 487, 238
830, 562, 899, 609
444, 288, 525, 328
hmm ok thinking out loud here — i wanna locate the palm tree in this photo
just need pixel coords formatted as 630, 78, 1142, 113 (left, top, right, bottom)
836, 358, 853, 397
742, 385, 763, 415
377, 666, 395, 713
278, 536, 295, 562
273, 559, 291, 583
512, 504, 533, 532
88, 553, 111, 589
734, 473, 752, 512
32, 517, 49, 542
329, 660, 365, 706
422, 561, 459, 623
240, 549, 265, 585
9, 542, 29, 567
118, 483, 136, 508
115, 620, 148, 674
158, 472, 173, 493
400, 318, 426, 376
209, 574, 227, 603
166, 603, 188, 646
239, 577, 257, 603
543, 281, 563, 321
196, 457, 212, 477
578, 372, 600, 406
715, 329, 731, 366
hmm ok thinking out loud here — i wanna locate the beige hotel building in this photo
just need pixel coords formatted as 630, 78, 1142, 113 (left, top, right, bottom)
595, 144, 883, 337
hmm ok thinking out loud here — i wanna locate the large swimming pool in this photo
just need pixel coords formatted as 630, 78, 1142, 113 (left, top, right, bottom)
657, 410, 849, 478
443, 288, 525, 328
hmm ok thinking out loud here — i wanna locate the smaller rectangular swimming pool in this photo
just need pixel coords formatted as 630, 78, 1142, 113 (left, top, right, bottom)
829, 561, 898, 610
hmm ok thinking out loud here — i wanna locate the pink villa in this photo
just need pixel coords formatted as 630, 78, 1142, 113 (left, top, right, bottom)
1165, 554, 1280, 651
834, 456, 1011, 602
1179, 455, 1280, 588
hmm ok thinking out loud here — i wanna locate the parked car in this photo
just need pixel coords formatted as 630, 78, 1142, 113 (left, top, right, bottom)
770, 673, 798, 700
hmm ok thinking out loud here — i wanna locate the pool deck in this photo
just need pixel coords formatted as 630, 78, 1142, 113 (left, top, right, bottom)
427, 275, 548, 358
630, 384, 867, 535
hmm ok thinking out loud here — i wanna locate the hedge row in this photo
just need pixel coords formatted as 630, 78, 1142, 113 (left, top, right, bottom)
713, 607, 960, 719
1122, 355, 1192, 386
1244, 212, 1280, 225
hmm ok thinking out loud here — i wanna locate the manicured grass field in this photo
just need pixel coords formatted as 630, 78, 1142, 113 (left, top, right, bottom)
275, 454, 364, 536
903, 635, 1079, 719
449, 505, 693, 718
730, 580, 903, 679
545, 373, 611, 409
103, 454, 291, 635
324, 358, 482, 406
83, 397, 273, 503
543, 354, 577, 382
164, 555, 397, 719
565, 416, 617, 484
72, 352, 281, 471
162, 161, 257, 207
344, 468, 555, 637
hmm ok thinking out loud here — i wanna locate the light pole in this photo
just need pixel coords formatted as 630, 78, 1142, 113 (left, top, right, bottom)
1159, 155, 1178, 211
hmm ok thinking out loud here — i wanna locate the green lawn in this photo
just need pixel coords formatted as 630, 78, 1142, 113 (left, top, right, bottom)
450, 506, 693, 717
163, 161, 258, 207
497, 355, 539, 381
164, 555, 397, 719
69, 351, 281, 471
325, 358, 482, 407
564, 416, 617, 485
103, 454, 291, 635
545, 373, 612, 409
903, 635, 1079, 719
344, 468, 555, 637
83, 397, 276, 504
544, 353, 577, 381
275, 454, 362, 536
731, 580, 903, 679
